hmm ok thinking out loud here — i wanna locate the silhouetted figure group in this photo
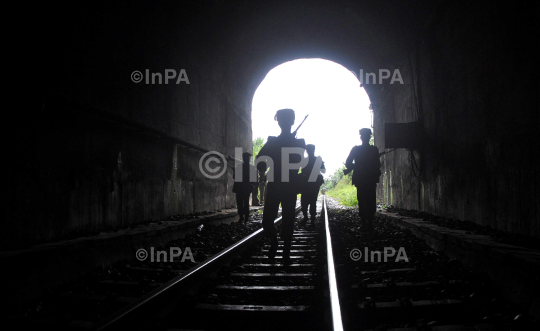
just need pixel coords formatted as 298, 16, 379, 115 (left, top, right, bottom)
233, 108, 381, 261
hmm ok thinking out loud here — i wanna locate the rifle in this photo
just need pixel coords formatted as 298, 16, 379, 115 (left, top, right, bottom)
226, 156, 245, 169
379, 148, 398, 156
292, 114, 309, 137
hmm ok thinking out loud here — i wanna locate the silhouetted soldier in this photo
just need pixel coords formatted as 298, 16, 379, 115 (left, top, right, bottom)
256, 109, 306, 261
300, 144, 325, 227
344, 128, 381, 232
232, 152, 256, 222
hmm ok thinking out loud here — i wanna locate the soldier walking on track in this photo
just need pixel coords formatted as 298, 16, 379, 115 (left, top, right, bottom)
344, 128, 381, 232
300, 144, 325, 227
232, 152, 257, 222
255, 109, 306, 262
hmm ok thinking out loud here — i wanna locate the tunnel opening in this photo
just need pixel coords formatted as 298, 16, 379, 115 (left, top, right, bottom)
251, 58, 372, 177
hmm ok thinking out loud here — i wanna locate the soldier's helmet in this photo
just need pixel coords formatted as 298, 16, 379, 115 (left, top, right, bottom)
359, 128, 372, 137
306, 144, 315, 152
274, 109, 295, 126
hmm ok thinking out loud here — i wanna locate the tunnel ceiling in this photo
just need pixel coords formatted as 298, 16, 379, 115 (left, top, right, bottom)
41, 0, 436, 107
212, 0, 433, 100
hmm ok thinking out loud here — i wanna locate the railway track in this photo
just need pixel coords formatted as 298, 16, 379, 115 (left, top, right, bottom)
327, 201, 537, 331
17, 196, 534, 330
93, 199, 344, 330
12, 219, 263, 330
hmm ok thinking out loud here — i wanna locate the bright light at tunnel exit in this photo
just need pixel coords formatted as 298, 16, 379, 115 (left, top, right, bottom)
252, 58, 372, 176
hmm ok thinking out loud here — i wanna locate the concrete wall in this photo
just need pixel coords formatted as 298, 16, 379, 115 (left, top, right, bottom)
374, 1, 540, 237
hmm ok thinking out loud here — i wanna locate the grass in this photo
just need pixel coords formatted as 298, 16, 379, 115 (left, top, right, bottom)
326, 175, 358, 207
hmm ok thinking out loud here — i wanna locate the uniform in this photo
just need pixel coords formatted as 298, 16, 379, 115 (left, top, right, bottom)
345, 139, 381, 230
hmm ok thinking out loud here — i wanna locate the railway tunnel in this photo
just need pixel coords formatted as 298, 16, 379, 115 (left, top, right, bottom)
5, 0, 540, 329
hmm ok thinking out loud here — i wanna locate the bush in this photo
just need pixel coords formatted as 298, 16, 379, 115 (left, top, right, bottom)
327, 174, 358, 207
321, 165, 346, 191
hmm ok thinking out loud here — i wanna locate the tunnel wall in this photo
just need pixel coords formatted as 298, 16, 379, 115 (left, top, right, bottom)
374, 1, 540, 237
6, 3, 252, 249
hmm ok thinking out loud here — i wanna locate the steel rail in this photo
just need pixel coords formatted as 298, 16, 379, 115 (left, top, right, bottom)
94, 206, 300, 330
323, 195, 344, 331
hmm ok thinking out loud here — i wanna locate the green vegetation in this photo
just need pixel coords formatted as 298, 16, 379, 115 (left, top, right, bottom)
252, 137, 265, 202
322, 131, 374, 207
327, 173, 358, 207
252, 137, 264, 158
324, 165, 358, 207
321, 165, 344, 191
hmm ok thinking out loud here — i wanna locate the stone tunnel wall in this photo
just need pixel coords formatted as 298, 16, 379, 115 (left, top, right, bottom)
6, 3, 253, 248
7, 76, 250, 249
373, 1, 539, 237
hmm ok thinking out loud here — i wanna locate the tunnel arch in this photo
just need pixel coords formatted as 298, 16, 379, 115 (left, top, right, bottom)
251, 57, 373, 175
